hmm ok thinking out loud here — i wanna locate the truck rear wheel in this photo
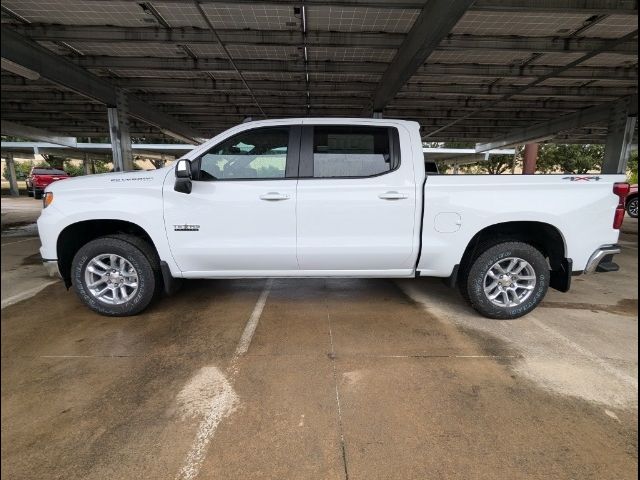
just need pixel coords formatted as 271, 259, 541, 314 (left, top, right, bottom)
460, 241, 549, 319
71, 235, 159, 316
627, 196, 638, 218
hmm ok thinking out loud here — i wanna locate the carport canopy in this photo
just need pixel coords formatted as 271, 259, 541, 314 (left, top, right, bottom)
0, 0, 638, 169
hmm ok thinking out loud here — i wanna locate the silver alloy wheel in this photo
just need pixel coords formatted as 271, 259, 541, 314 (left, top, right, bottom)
84, 253, 139, 305
483, 257, 536, 308
628, 198, 638, 217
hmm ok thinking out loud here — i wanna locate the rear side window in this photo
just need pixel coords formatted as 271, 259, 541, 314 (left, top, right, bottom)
311, 126, 398, 178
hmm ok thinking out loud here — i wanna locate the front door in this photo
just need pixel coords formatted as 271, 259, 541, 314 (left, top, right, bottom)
296, 123, 418, 273
163, 125, 300, 275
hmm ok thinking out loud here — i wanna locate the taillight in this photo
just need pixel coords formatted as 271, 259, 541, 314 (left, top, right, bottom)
613, 182, 630, 229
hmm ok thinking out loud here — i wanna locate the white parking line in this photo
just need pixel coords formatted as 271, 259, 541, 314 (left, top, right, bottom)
176, 279, 273, 480
234, 279, 273, 358
1, 280, 59, 310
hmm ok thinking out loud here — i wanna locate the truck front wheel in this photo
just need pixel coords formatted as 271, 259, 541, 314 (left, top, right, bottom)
461, 241, 549, 319
71, 235, 159, 316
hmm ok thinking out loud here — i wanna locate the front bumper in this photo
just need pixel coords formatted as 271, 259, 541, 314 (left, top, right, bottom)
583, 245, 621, 274
42, 259, 62, 279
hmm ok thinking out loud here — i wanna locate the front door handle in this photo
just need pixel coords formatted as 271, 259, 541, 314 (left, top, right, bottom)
378, 191, 408, 200
260, 192, 290, 201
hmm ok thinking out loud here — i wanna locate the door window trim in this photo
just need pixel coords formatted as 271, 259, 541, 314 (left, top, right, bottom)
298, 125, 401, 180
192, 125, 301, 181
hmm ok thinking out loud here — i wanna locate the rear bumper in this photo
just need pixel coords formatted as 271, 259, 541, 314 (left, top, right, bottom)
583, 245, 621, 274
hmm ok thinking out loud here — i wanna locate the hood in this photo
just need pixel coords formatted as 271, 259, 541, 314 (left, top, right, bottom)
45, 167, 172, 193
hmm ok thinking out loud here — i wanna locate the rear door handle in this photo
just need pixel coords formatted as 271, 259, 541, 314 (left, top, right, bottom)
260, 192, 290, 201
378, 191, 408, 200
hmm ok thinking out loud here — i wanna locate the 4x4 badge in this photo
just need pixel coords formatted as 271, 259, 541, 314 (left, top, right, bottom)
562, 176, 602, 181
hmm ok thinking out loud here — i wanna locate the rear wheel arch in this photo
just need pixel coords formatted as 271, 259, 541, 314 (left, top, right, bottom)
455, 221, 567, 289
57, 220, 160, 288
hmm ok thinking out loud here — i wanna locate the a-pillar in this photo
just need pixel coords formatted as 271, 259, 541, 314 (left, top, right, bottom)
107, 89, 134, 172
602, 99, 637, 174
5, 152, 20, 197
522, 143, 538, 174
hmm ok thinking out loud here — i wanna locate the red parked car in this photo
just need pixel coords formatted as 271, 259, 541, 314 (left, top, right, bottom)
626, 184, 638, 218
25, 167, 69, 200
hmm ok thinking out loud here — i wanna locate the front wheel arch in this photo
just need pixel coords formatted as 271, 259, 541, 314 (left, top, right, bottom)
57, 220, 160, 288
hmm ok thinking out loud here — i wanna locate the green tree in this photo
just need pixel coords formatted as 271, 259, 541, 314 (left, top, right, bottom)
2, 160, 48, 180
41, 154, 67, 170
627, 149, 638, 184
536, 144, 604, 174
476, 154, 514, 174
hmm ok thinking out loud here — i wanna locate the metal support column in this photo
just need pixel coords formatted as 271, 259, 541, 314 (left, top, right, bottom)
5, 152, 20, 196
602, 100, 637, 174
83, 153, 92, 175
107, 89, 133, 171
522, 143, 538, 174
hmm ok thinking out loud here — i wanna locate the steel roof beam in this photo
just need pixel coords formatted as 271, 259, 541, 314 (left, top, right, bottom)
2, 112, 564, 129
10, 25, 404, 49
73, 0, 639, 13
1, 92, 611, 112
2, 75, 634, 99
0, 27, 204, 144
438, 34, 638, 54
475, 95, 638, 151
1, 120, 78, 148
2, 103, 571, 121
14, 25, 637, 55
370, 0, 474, 112
70, 56, 638, 81
472, 0, 638, 13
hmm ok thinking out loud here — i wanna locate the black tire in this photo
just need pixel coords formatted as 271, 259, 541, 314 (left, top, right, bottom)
27, 185, 34, 197
71, 235, 160, 316
627, 196, 638, 218
33, 188, 43, 200
459, 241, 549, 319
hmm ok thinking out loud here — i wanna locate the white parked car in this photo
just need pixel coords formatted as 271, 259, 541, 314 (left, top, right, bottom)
38, 118, 629, 319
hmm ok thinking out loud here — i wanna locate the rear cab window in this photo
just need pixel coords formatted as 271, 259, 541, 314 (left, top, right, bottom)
300, 125, 400, 179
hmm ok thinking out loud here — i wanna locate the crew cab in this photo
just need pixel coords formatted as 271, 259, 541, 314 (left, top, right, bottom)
26, 167, 69, 199
37, 118, 629, 319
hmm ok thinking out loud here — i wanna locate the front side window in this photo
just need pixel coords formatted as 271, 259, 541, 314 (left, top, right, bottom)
197, 127, 289, 180
312, 126, 396, 178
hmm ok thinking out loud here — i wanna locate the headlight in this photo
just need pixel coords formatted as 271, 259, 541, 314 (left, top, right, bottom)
43, 192, 54, 208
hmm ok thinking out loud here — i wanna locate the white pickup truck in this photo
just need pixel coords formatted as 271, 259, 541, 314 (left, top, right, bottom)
37, 118, 629, 319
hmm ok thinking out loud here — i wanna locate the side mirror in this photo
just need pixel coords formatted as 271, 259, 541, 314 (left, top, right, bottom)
175, 159, 192, 178
174, 159, 192, 194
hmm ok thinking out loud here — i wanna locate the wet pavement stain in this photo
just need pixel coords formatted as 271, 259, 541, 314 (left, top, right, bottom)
540, 298, 638, 317
20, 253, 42, 266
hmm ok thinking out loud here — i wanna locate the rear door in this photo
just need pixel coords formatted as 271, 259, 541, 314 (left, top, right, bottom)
163, 123, 301, 274
295, 122, 418, 273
